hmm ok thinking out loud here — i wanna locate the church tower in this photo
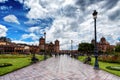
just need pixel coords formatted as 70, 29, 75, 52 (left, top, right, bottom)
39, 37, 45, 51
55, 40, 59, 53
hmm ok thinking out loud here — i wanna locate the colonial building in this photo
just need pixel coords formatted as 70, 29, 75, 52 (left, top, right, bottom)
39, 37, 60, 53
0, 42, 22, 54
0, 37, 59, 54
0, 39, 33, 54
91, 37, 115, 52
29, 45, 39, 54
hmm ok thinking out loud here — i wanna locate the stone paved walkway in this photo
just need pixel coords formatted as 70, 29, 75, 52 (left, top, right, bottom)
0, 55, 120, 80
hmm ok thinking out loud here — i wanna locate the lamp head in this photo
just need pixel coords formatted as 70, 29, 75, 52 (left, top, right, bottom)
92, 10, 98, 19
44, 32, 46, 35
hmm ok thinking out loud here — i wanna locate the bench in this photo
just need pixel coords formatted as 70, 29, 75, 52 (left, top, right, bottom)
84, 56, 91, 64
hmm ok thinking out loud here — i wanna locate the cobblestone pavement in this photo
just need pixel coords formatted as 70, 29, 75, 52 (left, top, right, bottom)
0, 55, 120, 80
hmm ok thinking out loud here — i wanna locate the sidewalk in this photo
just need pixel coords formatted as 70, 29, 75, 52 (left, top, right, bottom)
0, 55, 120, 80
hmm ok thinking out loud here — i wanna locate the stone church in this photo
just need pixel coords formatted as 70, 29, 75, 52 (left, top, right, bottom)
91, 37, 115, 53
39, 37, 60, 53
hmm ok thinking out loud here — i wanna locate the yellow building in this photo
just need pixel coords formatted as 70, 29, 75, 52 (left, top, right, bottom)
0, 41, 30, 54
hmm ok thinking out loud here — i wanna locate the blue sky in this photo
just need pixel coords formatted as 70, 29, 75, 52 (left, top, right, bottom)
0, 0, 120, 50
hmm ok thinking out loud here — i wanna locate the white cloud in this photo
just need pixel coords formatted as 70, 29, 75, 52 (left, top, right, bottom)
28, 26, 40, 33
24, 0, 76, 19
0, 6, 12, 10
21, 26, 45, 42
24, 19, 41, 25
44, 0, 120, 50
24, 0, 48, 19
12, 40, 39, 46
21, 33, 39, 41
106, 1, 120, 15
3, 15, 20, 24
22, 0, 120, 50
0, 24, 8, 37
26, 4, 48, 19
45, 17, 81, 50
0, 0, 8, 3
14, 0, 23, 3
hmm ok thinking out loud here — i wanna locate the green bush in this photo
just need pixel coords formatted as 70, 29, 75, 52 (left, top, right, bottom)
106, 66, 120, 71
0, 63, 12, 67
0, 54, 29, 58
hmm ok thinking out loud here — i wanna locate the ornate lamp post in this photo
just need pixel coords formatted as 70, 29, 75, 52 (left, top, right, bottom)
92, 10, 99, 69
44, 32, 47, 60
31, 45, 38, 63
71, 40, 73, 52
71, 40, 73, 57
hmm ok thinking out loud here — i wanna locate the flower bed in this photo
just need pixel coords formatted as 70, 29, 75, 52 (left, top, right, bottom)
98, 55, 120, 63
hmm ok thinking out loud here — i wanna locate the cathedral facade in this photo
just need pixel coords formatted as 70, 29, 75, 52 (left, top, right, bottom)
39, 37, 60, 53
91, 37, 115, 53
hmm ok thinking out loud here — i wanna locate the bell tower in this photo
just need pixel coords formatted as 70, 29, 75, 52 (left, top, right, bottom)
39, 37, 45, 51
55, 40, 59, 53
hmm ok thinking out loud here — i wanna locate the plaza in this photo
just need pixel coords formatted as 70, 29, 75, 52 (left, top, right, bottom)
0, 55, 120, 80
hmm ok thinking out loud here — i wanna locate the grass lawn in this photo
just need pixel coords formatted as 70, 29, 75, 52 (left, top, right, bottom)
78, 56, 120, 77
0, 54, 44, 76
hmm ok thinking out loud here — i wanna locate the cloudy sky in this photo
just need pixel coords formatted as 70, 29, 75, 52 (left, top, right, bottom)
0, 0, 120, 50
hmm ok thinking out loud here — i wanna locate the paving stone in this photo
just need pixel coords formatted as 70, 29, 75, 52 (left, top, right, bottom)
0, 55, 120, 80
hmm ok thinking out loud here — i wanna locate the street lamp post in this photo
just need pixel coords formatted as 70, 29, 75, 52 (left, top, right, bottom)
44, 32, 47, 60
31, 45, 38, 63
71, 40, 73, 52
92, 10, 99, 69
71, 40, 73, 57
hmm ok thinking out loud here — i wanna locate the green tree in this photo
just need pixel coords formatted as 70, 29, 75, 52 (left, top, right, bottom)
78, 43, 94, 54
0, 37, 11, 42
115, 45, 120, 52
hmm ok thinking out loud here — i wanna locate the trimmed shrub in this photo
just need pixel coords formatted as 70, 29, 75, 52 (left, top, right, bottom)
0, 63, 12, 67
106, 66, 120, 71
